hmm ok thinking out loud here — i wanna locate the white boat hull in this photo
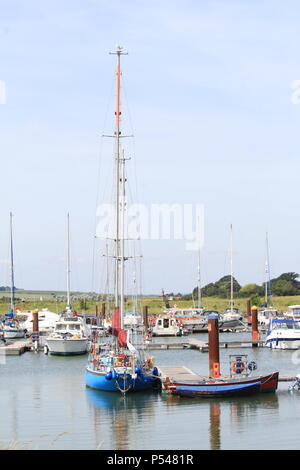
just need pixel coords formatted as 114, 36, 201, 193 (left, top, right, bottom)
3, 329, 26, 339
46, 337, 89, 355
266, 337, 300, 350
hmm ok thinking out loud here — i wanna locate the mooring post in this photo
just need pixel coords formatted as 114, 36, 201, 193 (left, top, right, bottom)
208, 313, 220, 378
95, 304, 99, 325
32, 309, 39, 351
251, 305, 258, 347
247, 299, 252, 326
101, 303, 106, 320
143, 305, 149, 328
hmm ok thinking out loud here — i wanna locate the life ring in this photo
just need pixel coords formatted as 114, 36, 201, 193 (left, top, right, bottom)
231, 360, 245, 374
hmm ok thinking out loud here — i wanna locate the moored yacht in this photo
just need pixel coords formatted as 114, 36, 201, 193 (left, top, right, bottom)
284, 305, 300, 319
151, 315, 187, 337
265, 317, 300, 350
258, 307, 279, 326
45, 314, 89, 355
45, 215, 90, 355
2, 213, 26, 340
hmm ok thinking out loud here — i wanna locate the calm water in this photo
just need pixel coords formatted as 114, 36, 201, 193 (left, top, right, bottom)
1, 332, 300, 450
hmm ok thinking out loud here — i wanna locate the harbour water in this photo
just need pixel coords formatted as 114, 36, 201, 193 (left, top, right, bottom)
1, 332, 300, 450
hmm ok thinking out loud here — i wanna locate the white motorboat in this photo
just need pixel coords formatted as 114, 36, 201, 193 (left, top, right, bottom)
284, 305, 300, 319
45, 314, 89, 355
167, 307, 208, 332
151, 315, 187, 337
265, 317, 300, 350
258, 308, 279, 326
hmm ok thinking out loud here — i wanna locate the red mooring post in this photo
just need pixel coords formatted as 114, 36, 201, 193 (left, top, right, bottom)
251, 305, 259, 347
143, 305, 149, 328
247, 299, 252, 326
95, 304, 99, 317
208, 313, 220, 378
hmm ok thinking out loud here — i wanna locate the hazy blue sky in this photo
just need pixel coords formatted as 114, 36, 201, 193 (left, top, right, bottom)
1, 1, 300, 295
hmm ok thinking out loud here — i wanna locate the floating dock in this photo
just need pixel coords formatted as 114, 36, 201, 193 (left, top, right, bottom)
142, 338, 265, 351
0, 340, 33, 356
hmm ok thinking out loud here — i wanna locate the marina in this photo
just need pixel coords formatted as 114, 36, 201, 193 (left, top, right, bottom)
2, 1, 300, 453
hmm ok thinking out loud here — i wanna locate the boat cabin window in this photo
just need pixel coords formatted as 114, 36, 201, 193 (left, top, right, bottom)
291, 308, 300, 315
157, 320, 162, 326
273, 321, 300, 330
163, 318, 169, 328
69, 324, 80, 330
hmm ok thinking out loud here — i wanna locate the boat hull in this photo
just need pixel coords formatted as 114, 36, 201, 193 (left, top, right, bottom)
85, 368, 159, 393
167, 372, 279, 395
46, 338, 89, 355
3, 329, 26, 339
266, 337, 300, 350
176, 381, 261, 398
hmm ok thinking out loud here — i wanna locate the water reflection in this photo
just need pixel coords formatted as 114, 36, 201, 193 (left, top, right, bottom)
209, 403, 221, 450
160, 392, 279, 450
229, 393, 279, 423
86, 389, 159, 450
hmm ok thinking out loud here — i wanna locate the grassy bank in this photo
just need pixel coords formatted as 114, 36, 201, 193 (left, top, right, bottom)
1, 293, 299, 316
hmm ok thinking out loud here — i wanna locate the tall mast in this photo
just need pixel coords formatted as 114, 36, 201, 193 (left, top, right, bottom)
265, 232, 272, 307
197, 248, 202, 308
110, 45, 128, 327
66, 213, 71, 310
230, 224, 234, 312
9, 212, 15, 315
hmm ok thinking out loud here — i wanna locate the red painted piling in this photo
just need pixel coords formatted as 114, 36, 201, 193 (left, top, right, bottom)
247, 300, 252, 325
143, 306, 149, 328
251, 306, 259, 347
95, 304, 99, 317
208, 313, 220, 378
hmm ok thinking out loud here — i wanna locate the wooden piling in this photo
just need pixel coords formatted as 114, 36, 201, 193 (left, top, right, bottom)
143, 305, 149, 328
32, 309, 39, 334
101, 303, 106, 320
251, 306, 259, 347
208, 313, 220, 378
247, 299, 252, 325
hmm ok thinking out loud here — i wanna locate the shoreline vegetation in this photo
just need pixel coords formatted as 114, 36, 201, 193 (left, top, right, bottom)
1, 272, 300, 316
0, 291, 299, 316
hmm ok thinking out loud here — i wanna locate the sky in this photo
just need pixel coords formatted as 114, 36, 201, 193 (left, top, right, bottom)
0, 0, 300, 295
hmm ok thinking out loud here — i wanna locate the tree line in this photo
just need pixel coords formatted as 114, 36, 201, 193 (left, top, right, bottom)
182, 272, 300, 300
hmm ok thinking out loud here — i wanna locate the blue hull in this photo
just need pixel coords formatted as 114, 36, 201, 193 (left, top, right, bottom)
176, 381, 261, 398
85, 368, 158, 393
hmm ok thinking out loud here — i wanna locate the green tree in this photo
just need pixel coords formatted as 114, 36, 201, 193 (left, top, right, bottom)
239, 283, 263, 298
